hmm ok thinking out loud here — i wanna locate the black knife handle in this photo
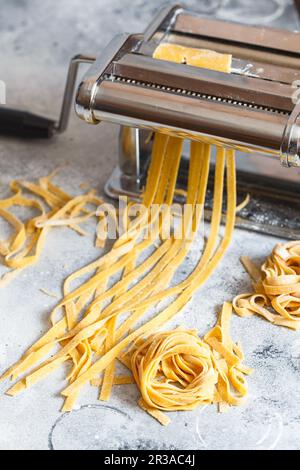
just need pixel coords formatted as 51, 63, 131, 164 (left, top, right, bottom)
0, 107, 55, 139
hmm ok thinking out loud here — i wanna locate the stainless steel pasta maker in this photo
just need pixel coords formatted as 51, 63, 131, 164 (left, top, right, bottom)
1, 4, 300, 239
73, 4, 300, 239
75, 5, 300, 167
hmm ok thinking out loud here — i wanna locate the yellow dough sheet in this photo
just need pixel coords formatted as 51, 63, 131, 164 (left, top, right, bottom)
153, 43, 232, 73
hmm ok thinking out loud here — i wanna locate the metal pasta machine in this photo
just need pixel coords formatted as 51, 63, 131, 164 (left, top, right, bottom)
2, 4, 300, 239
74, 5, 300, 239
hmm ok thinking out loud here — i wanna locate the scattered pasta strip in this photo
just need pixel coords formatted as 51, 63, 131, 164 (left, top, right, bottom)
0, 173, 104, 284
233, 242, 300, 330
240, 256, 261, 282
236, 194, 250, 213
39, 288, 59, 299
138, 399, 171, 427
0, 268, 23, 288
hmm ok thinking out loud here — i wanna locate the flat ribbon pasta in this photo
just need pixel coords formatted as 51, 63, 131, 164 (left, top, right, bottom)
233, 242, 300, 330
0, 173, 104, 284
1, 44, 245, 425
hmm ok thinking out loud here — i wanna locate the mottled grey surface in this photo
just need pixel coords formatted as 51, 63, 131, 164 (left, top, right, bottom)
0, 0, 300, 451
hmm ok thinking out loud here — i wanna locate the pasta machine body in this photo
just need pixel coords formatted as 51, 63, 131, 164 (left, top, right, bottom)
73, 4, 300, 239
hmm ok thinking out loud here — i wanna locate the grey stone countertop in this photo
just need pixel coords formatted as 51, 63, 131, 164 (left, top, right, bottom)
0, 0, 300, 450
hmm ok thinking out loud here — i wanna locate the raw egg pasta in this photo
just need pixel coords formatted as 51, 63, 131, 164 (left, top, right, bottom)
0, 172, 104, 285
131, 303, 251, 422
1, 44, 249, 424
234, 242, 300, 330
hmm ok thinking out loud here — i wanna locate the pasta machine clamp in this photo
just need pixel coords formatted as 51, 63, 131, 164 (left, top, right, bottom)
281, 102, 300, 168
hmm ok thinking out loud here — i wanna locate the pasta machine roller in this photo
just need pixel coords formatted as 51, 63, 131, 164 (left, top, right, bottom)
73, 5, 300, 239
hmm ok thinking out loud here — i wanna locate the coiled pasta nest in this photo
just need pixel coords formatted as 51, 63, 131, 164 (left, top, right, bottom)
131, 330, 218, 411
